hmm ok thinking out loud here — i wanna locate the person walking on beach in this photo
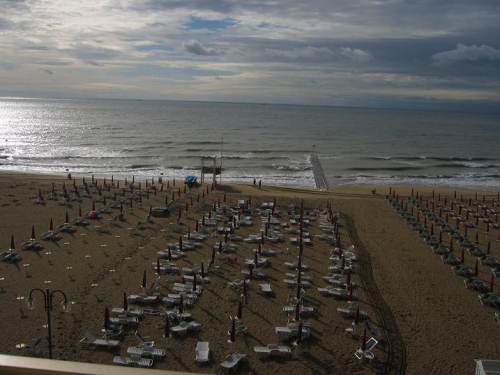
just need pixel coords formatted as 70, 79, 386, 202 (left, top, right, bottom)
253, 178, 256, 187
258, 180, 262, 189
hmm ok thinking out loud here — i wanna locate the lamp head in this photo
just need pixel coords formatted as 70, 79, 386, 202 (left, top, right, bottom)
26, 297, 35, 310
61, 300, 72, 313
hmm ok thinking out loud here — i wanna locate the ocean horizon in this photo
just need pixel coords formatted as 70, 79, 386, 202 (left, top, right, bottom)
1, 98, 499, 191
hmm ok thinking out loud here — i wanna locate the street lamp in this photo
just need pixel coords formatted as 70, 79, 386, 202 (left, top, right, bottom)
26, 288, 71, 359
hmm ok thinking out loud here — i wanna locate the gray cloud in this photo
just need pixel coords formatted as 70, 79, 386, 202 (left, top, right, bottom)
184, 40, 223, 56
431, 44, 500, 66
0, 0, 499, 111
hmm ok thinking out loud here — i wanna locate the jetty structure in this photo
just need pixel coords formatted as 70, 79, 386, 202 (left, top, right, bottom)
311, 153, 328, 190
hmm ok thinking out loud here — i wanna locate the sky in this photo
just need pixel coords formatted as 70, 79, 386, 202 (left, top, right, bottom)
1, 0, 500, 112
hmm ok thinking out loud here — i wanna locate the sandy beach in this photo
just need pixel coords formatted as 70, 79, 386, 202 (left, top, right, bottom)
0, 171, 499, 374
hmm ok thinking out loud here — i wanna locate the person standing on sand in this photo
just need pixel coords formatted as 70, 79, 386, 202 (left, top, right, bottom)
258, 180, 262, 189
253, 178, 256, 187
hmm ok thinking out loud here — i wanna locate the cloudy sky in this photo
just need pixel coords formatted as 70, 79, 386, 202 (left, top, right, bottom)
1, 0, 500, 112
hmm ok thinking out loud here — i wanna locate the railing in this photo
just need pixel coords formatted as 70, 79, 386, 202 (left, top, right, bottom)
0, 354, 208, 375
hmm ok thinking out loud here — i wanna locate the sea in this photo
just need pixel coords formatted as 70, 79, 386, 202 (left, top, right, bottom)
0, 98, 499, 192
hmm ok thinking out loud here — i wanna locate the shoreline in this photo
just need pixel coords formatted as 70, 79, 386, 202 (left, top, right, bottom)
0, 170, 499, 374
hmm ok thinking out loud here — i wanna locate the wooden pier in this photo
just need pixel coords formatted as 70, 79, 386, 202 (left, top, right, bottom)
311, 153, 328, 190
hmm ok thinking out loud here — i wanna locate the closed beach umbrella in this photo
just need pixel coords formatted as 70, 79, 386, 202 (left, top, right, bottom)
354, 307, 360, 326
103, 306, 110, 330
261, 232, 265, 245
193, 274, 197, 291
258, 244, 262, 255
297, 268, 302, 286
49, 218, 53, 232
164, 318, 170, 339
123, 292, 128, 311
249, 264, 253, 281
219, 240, 222, 253
346, 269, 351, 286
179, 236, 183, 252
237, 300, 243, 320
361, 325, 367, 351
295, 302, 300, 322
449, 239, 454, 252
10, 234, 15, 251
79, 205, 82, 217
229, 317, 236, 343
475, 259, 479, 276
142, 270, 147, 289
92, 200, 96, 211
31, 225, 36, 241
168, 247, 172, 261
487, 240, 491, 254
243, 279, 247, 298
211, 246, 216, 263
296, 322, 303, 346
179, 295, 184, 314
187, 228, 191, 241
254, 251, 258, 266
461, 248, 465, 264
348, 283, 353, 301
297, 255, 302, 273
157, 258, 161, 275
195, 220, 199, 232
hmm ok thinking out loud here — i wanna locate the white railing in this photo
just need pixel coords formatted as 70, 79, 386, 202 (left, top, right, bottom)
0, 354, 207, 375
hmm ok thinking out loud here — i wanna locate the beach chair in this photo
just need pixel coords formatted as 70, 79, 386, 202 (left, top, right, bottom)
129, 353, 153, 368
354, 337, 378, 361
80, 331, 120, 348
195, 341, 210, 364
364, 320, 381, 340
135, 330, 154, 347
219, 352, 247, 374
24, 338, 44, 357
113, 356, 131, 366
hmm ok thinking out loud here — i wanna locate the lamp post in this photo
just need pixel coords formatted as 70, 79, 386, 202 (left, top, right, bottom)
26, 288, 71, 359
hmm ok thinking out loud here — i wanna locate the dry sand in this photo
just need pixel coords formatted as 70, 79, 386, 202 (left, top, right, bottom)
0, 171, 499, 374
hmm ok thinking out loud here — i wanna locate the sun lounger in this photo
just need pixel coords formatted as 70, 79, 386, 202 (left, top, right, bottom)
259, 284, 273, 295
113, 354, 153, 368
111, 307, 143, 317
170, 320, 202, 336
254, 344, 291, 358
195, 341, 210, 364
80, 331, 120, 348
109, 314, 139, 326
364, 320, 381, 340
127, 346, 165, 360
337, 306, 368, 320
128, 294, 159, 304
219, 352, 247, 373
